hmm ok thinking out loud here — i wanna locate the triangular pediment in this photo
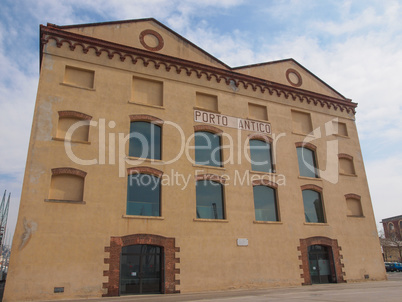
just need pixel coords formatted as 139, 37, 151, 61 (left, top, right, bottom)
233, 59, 346, 99
55, 18, 229, 70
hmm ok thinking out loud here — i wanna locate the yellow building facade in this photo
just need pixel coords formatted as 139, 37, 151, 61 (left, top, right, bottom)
4, 18, 386, 301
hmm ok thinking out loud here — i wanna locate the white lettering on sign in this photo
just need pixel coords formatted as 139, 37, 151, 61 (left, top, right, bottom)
194, 110, 271, 134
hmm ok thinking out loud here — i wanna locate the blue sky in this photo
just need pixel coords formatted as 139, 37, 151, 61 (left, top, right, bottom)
1, 0, 402, 240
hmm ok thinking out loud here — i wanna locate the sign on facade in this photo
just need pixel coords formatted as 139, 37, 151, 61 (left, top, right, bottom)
194, 110, 271, 134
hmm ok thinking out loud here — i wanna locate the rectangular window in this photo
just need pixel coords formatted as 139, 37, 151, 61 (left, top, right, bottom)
127, 174, 161, 216
196, 92, 218, 112
253, 186, 278, 221
291, 110, 313, 134
194, 131, 222, 167
302, 190, 325, 223
63, 66, 94, 89
248, 103, 268, 121
129, 122, 161, 160
196, 180, 224, 219
131, 77, 163, 106
297, 147, 318, 178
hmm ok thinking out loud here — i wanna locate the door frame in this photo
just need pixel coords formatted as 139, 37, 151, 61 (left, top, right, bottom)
298, 236, 345, 285
103, 234, 180, 297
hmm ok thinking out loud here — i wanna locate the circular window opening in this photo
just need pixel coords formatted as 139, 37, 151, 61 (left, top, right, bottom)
139, 29, 164, 51
286, 68, 303, 87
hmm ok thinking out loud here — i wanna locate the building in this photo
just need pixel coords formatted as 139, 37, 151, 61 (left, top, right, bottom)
4, 18, 386, 301
380, 215, 402, 262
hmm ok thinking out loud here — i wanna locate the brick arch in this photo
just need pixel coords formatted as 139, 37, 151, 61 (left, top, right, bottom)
51, 167, 87, 178
129, 114, 164, 125
295, 141, 317, 151
248, 133, 273, 143
103, 234, 180, 296
127, 166, 163, 178
58, 110, 92, 120
300, 184, 322, 193
298, 236, 345, 285
194, 124, 223, 134
196, 173, 226, 184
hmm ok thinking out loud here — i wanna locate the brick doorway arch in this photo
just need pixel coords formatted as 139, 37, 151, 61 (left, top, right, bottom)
103, 234, 180, 296
298, 236, 345, 285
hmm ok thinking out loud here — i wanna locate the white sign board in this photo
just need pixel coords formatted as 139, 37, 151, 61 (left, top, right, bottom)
194, 110, 271, 134
237, 238, 249, 246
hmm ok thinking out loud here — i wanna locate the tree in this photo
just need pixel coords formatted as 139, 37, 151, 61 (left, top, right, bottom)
379, 229, 402, 262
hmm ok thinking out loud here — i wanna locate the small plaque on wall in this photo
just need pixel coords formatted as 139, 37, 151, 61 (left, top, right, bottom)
237, 238, 248, 246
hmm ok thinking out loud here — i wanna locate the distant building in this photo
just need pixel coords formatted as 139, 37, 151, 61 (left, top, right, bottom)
381, 215, 402, 262
4, 18, 386, 301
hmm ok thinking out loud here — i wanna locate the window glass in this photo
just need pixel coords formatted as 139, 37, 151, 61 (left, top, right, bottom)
302, 189, 325, 223
194, 131, 222, 167
297, 147, 318, 178
129, 122, 161, 160
196, 180, 224, 219
127, 174, 160, 216
253, 185, 278, 221
250, 140, 273, 173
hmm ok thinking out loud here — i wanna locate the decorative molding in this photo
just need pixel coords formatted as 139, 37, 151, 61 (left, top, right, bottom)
286, 68, 302, 87
252, 179, 278, 188
295, 142, 317, 151
129, 114, 164, 124
193, 124, 223, 134
127, 166, 163, 178
338, 153, 353, 160
58, 110, 92, 120
51, 167, 87, 178
196, 174, 226, 184
40, 25, 357, 114
139, 29, 164, 51
345, 193, 361, 200
248, 133, 273, 143
300, 184, 322, 192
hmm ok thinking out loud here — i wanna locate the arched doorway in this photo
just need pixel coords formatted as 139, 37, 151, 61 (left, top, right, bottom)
120, 245, 162, 295
299, 236, 345, 285
308, 245, 334, 284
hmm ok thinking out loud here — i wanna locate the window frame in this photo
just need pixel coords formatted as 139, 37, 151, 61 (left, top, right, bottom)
296, 143, 319, 178
301, 185, 326, 224
252, 180, 279, 222
126, 167, 163, 217
195, 174, 226, 220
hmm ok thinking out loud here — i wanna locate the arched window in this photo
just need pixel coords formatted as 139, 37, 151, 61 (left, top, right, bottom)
345, 194, 363, 217
253, 185, 278, 222
196, 178, 224, 219
126, 168, 162, 217
57, 111, 92, 142
296, 144, 318, 178
249, 138, 273, 173
302, 187, 325, 223
389, 222, 395, 232
129, 118, 162, 160
338, 154, 356, 175
194, 131, 222, 167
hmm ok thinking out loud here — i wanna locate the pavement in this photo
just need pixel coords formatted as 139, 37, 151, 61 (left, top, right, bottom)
46, 273, 402, 302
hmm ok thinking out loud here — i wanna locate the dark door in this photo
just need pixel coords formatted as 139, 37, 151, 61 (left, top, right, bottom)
120, 245, 162, 295
308, 245, 333, 284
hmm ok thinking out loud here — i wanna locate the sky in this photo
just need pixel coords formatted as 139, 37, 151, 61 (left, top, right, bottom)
1, 0, 402, 242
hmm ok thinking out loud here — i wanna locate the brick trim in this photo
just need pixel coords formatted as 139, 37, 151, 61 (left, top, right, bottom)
51, 167, 87, 178
194, 125, 223, 134
196, 174, 226, 184
127, 166, 163, 178
295, 142, 317, 151
300, 184, 322, 192
129, 114, 164, 125
298, 236, 345, 285
103, 234, 180, 297
345, 193, 361, 200
286, 68, 303, 87
248, 133, 273, 143
139, 29, 164, 51
252, 179, 278, 188
58, 110, 92, 120
338, 153, 353, 160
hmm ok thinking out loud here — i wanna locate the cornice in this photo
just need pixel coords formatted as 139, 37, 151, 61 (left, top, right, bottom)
40, 25, 357, 114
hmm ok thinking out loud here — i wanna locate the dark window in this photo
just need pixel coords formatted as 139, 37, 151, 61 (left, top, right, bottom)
196, 180, 224, 219
127, 174, 160, 216
129, 122, 161, 160
194, 131, 222, 167
297, 147, 318, 178
250, 139, 273, 173
302, 189, 325, 223
253, 185, 278, 221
